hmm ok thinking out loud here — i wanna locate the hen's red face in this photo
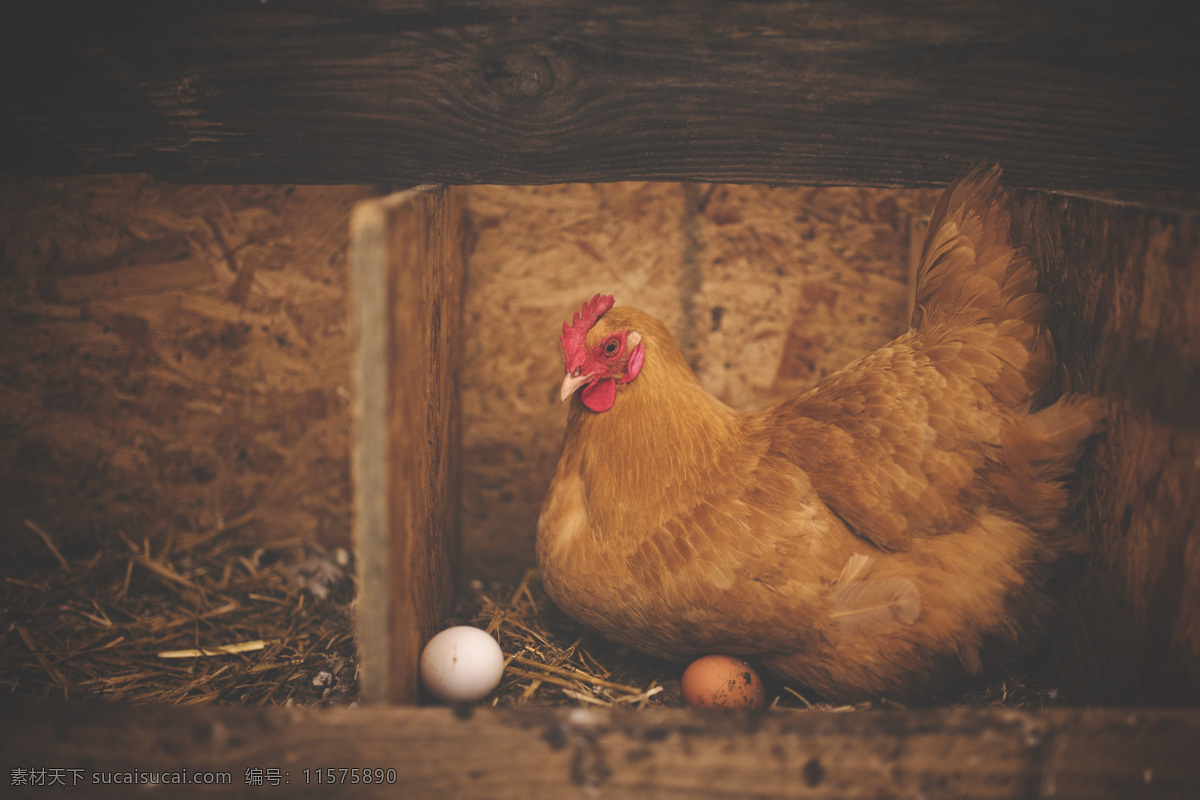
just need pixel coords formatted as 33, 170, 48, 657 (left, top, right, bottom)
559, 294, 644, 413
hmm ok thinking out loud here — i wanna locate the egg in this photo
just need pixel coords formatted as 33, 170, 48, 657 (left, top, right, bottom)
419, 626, 506, 704
681, 654, 766, 710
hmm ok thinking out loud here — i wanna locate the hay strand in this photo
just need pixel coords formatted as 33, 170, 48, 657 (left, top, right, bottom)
23, 520, 70, 572
158, 640, 274, 659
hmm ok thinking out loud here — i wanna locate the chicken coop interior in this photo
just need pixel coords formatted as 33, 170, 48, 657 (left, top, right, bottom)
3, 1, 1199, 797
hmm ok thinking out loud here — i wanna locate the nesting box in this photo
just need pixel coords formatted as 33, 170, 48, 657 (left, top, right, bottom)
346, 181, 1200, 708
3, 177, 1198, 797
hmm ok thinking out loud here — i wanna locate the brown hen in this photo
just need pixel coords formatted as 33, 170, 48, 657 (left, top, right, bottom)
537, 167, 1104, 703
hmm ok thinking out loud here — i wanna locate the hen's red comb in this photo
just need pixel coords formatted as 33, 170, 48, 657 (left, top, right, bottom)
560, 293, 615, 367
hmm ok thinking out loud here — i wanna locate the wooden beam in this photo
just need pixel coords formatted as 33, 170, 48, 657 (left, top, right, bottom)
1, 1, 1197, 189
350, 185, 464, 704
1010, 189, 1200, 705
2, 704, 1198, 798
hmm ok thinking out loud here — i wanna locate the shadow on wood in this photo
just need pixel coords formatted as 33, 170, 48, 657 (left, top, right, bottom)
1011, 190, 1200, 705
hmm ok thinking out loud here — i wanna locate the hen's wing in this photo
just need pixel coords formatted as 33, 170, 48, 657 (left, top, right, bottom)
764, 331, 1006, 551
765, 166, 1053, 552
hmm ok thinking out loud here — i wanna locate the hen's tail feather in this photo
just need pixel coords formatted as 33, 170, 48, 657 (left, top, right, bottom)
990, 393, 1108, 539
912, 164, 1057, 400
913, 165, 1044, 333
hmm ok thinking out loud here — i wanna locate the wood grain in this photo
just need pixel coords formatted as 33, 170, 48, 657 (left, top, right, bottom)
1, 1, 1197, 189
350, 185, 464, 704
1010, 190, 1200, 705
2, 704, 1198, 799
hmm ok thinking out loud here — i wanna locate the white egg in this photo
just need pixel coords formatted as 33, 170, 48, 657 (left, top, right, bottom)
419, 626, 505, 704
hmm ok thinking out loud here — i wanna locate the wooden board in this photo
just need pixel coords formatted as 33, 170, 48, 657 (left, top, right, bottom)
2, 704, 1198, 799
350, 185, 464, 704
1009, 190, 1200, 705
1, 1, 1198, 189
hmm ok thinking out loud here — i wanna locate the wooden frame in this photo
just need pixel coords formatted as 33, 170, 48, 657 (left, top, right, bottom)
3, 704, 1198, 798
1, 1, 1197, 189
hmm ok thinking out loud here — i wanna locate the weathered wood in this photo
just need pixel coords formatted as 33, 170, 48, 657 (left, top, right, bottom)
1, 1, 1198, 189
1010, 191, 1200, 705
350, 185, 464, 704
2, 704, 1198, 799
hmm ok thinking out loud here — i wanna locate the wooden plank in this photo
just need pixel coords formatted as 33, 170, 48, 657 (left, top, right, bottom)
350, 185, 464, 704
1, 1, 1197, 189
1009, 190, 1200, 705
1, 704, 1198, 798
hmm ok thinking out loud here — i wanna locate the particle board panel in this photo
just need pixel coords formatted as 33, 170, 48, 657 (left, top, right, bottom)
0, 176, 373, 562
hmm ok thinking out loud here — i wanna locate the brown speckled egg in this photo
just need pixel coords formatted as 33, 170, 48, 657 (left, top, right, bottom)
681, 655, 766, 710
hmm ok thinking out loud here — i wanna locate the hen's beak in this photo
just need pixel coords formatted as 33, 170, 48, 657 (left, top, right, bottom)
560, 372, 594, 402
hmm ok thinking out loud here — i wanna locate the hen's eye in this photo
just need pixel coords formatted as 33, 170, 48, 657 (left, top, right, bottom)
604, 339, 619, 356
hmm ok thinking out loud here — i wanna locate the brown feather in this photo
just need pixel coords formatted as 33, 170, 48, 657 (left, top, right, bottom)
829, 555, 922, 638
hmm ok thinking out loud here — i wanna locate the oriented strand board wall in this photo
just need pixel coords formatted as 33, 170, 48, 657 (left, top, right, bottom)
0, 176, 375, 564
460, 183, 939, 581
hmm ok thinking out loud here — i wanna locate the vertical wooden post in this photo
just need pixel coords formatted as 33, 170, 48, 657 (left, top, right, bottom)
350, 185, 463, 704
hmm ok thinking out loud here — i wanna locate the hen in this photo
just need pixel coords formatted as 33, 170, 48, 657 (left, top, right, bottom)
537, 167, 1105, 703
